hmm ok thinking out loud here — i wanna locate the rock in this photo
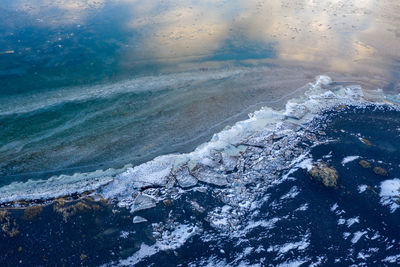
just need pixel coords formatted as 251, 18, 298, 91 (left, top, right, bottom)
175, 167, 198, 188
373, 166, 388, 176
309, 164, 338, 188
23, 205, 43, 220
132, 194, 156, 212
80, 253, 87, 261
360, 138, 372, 146
359, 160, 371, 169
53, 198, 100, 222
133, 216, 148, 224
0, 210, 19, 237
0, 210, 8, 222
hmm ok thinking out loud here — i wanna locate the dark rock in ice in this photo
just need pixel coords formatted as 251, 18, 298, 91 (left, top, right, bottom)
132, 194, 157, 212
175, 167, 198, 188
359, 160, 371, 169
309, 163, 338, 188
373, 166, 388, 176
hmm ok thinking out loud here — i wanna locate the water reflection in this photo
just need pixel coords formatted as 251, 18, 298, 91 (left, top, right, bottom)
1, 0, 399, 92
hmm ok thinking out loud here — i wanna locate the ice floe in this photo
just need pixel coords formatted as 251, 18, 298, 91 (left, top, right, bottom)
379, 178, 400, 212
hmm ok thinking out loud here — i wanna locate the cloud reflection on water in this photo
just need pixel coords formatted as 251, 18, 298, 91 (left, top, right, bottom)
3, 0, 400, 85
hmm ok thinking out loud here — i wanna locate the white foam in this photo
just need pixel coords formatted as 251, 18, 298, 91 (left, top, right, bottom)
379, 178, 400, 212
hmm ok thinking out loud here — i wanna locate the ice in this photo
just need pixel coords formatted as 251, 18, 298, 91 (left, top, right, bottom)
132, 216, 148, 224
341, 156, 360, 165
0, 167, 118, 203
382, 254, 400, 263
277, 259, 309, 267
379, 178, 400, 212
346, 217, 359, 227
280, 186, 300, 200
221, 152, 238, 172
330, 203, 339, 211
267, 234, 310, 255
297, 158, 313, 172
351, 231, 367, 244
295, 203, 308, 211
358, 185, 367, 193
175, 167, 198, 188
191, 165, 228, 186
108, 224, 198, 266
115, 243, 158, 266
284, 102, 309, 120
132, 194, 157, 212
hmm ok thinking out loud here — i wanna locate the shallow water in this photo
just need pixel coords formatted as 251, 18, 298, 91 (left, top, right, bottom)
1, 0, 400, 266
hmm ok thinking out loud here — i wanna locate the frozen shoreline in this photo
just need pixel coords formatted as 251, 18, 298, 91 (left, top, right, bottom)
0, 75, 397, 207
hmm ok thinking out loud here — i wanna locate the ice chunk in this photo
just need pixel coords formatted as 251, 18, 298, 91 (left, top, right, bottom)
132, 194, 156, 212
221, 152, 238, 172
175, 167, 198, 188
351, 231, 367, 244
284, 102, 309, 120
358, 185, 367, 193
380, 178, 400, 212
191, 165, 228, 186
341, 156, 360, 165
133, 216, 148, 224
